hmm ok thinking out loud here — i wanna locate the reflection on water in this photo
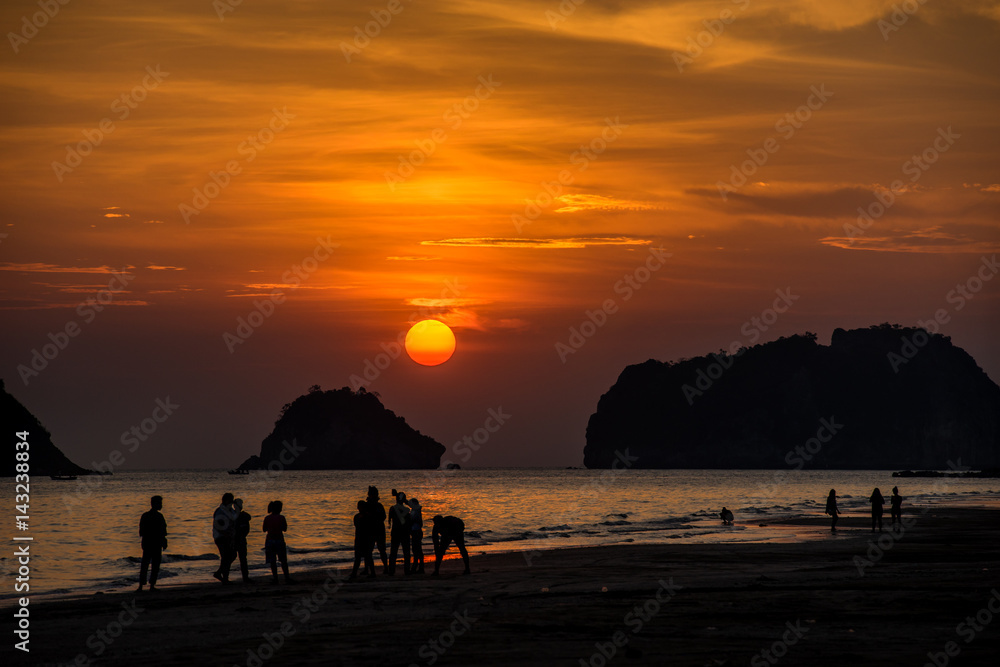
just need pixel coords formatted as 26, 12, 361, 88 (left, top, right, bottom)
2, 468, 997, 600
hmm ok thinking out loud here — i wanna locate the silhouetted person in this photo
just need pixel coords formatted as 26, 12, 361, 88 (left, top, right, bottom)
263, 500, 293, 584
138, 495, 167, 592
351, 500, 376, 579
212, 492, 237, 584
388, 491, 411, 574
826, 489, 840, 531
234, 498, 252, 583
431, 514, 470, 576
363, 486, 389, 574
890, 486, 904, 526
407, 497, 425, 574
719, 507, 734, 525
869, 487, 885, 532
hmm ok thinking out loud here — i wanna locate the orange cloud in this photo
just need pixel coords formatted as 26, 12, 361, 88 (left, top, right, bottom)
420, 237, 652, 249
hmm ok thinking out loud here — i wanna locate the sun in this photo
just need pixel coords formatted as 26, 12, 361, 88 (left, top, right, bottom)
405, 320, 456, 366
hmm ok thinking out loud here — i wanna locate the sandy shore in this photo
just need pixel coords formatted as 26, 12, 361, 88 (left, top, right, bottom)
6, 508, 1000, 666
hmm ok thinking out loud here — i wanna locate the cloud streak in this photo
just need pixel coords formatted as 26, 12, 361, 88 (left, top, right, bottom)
420, 237, 653, 249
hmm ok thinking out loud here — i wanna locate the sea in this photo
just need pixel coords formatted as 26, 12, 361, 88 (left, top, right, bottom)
3, 468, 998, 602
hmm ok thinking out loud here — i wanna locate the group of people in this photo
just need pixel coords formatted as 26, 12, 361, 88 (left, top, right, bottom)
825, 486, 904, 531
713, 486, 906, 534
135, 486, 471, 591
351, 486, 470, 578
138, 483, 911, 591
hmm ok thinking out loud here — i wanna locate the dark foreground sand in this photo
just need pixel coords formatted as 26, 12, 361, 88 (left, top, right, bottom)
6, 508, 1000, 666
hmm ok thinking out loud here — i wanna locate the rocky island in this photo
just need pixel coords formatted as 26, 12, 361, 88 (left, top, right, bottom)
2, 379, 90, 476
236, 385, 445, 470
584, 325, 1000, 469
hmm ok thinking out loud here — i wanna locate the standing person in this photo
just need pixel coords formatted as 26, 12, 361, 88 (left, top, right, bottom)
388, 491, 411, 575
869, 487, 885, 532
407, 497, 425, 574
431, 514, 471, 576
234, 498, 252, 583
363, 486, 389, 575
263, 500, 293, 584
825, 489, 840, 531
350, 500, 375, 579
889, 486, 904, 526
212, 492, 237, 584
138, 495, 167, 592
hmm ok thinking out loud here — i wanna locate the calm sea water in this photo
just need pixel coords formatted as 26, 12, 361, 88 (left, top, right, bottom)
3, 469, 998, 602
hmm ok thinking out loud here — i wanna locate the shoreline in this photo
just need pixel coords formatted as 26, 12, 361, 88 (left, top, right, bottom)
8, 497, 1000, 605
7, 507, 1000, 666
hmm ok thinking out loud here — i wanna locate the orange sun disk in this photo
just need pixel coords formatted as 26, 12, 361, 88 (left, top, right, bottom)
405, 320, 456, 366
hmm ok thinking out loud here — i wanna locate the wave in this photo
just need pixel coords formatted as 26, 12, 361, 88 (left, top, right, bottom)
487, 530, 549, 542
117, 552, 219, 566
285, 545, 348, 555
165, 553, 220, 562
645, 516, 697, 526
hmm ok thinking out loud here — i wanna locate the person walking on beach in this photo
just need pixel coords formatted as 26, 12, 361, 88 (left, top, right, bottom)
138, 495, 167, 592
263, 500, 293, 584
869, 487, 885, 532
212, 492, 237, 584
431, 514, 471, 576
234, 498, 252, 583
826, 489, 840, 531
388, 491, 412, 574
351, 500, 376, 579
890, 486, 904, 526
364, 486, 389, 574
407, 497, 425, 574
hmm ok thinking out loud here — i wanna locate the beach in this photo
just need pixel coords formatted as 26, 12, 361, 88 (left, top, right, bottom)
7, 507, 1000, 667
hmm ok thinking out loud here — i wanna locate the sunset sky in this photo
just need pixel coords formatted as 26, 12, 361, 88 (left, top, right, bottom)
2, 0, 998, 468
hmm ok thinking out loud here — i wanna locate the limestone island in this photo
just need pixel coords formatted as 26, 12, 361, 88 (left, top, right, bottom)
236, 386, 445, 470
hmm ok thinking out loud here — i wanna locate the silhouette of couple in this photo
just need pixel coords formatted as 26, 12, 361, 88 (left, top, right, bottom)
212, 493, 292, 585
351, 486, 469, 578
869, 486, 904, 532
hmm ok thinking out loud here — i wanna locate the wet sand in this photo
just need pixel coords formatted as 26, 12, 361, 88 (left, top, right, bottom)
7, 508, 1000, 666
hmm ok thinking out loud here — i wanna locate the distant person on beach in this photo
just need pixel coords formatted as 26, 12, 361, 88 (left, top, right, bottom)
890, 486, 904, 526
351, 500, 376, 579
388, 491, 411, 574
138, 495, 167, 592
869, 487, 885, 532
364, 486, 389, 574
431, 514, 471, 576
719, 507, 734, 525
826, 489, 840, 531
407, 497, 425, 574
212, 492, 237, 584
263, 500, 293, 584
234, 498, 252, 583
